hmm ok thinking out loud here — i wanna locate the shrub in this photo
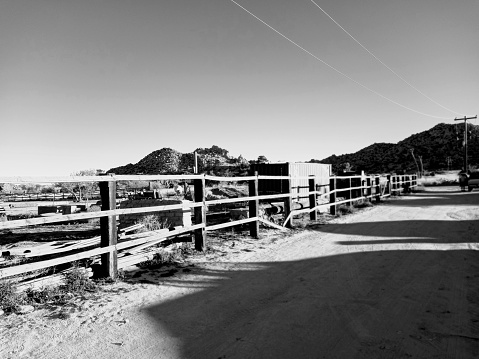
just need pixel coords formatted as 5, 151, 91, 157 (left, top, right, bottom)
337, 204, 357, 216
135, 215, 171, 233
138, 249, 182, 270
353, 200, 374, 209
63, 266, 97, 293
0, 280, 25, 312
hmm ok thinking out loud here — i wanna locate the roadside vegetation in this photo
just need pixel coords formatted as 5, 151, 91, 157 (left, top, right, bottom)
0, 265, 100, 315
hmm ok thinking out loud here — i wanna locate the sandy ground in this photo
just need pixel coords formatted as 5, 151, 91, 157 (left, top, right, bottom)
1, 187, 479, 359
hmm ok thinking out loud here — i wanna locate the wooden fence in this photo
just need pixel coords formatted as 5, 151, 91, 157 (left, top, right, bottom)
0, 173, 417, 290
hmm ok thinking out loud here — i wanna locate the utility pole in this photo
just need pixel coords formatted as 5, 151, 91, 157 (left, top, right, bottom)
454, 116, 477, 172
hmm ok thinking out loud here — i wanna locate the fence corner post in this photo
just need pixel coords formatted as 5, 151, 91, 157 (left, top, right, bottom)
99, 173, 117, 279
309, 175, 318, 221
329, 176, 336, 216
194, 174, 206, 251
249, 171, 259, 238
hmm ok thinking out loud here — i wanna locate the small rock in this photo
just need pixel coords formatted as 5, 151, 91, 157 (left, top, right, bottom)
16, 305, 35, 314
0, 309, 4, 316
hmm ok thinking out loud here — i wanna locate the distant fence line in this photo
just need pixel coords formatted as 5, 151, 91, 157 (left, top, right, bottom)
0, 172, 417, 290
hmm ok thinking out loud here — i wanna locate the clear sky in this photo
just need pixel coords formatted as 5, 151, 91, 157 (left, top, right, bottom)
1, 0, 478, 176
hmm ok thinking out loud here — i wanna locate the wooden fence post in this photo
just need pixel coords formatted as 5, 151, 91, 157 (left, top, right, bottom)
99, 174, 117, 279
194, 175, 206, 251
375, 176, 381, 202
366, 177, 373, 202
387, 175, 392, 195
309, 175, 317, 221
284, 175, 293, 228
346, 177, 352, 206
249, 171, 259, 238
329, 176, 336, 216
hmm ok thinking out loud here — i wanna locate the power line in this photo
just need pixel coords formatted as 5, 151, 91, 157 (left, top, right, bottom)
228, 0, 451, 120
309, 0, 464, 117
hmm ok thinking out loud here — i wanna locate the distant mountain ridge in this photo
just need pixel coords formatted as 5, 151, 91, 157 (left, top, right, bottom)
107, 123, 479, 176
314, 123, 479, 174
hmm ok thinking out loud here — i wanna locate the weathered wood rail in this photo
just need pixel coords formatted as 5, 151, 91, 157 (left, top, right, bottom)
0, 173, 417, 288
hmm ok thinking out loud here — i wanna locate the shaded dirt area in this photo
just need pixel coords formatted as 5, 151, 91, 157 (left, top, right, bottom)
1, 187, 479, 358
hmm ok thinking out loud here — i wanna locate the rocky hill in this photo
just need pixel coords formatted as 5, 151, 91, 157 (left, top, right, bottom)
313, 123, 479, 174
107, 145, 250, 176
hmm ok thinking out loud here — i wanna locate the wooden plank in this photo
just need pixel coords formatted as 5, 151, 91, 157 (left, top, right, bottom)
113, 174, 203, 181
120, 228, 170, 241
120, 225, 202, 254
206, 217, 258, 232
0, 202, 203, 230
116, 224, 204, 251
0, 245, 115, 279
23, 237, 101, 257
205, 175, 256, 181
0, 175, 115, 184
249, 172, 259, 238
258, 218, 289, 231
100, 177, 117, 279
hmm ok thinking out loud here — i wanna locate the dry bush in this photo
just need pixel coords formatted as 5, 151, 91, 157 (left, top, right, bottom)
135, 215, 171, 233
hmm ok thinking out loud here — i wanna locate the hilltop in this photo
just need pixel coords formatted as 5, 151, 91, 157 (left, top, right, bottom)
107, 145, 250, 176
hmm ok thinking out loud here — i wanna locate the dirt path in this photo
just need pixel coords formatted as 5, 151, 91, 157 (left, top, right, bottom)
2, 188, 479, 358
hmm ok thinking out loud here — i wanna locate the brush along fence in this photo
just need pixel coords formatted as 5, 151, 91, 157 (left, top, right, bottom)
0, 173, 417, 289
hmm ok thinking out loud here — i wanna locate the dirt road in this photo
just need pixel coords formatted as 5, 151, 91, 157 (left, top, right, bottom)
2, 187, 479, 358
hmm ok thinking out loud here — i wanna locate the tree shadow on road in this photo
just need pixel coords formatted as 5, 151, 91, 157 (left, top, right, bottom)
138, 247, 479, 359
313, 219, 479, 245
384, 190, 479, 207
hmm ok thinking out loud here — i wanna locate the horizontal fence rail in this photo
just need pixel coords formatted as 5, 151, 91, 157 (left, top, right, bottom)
0, 172, 418, 287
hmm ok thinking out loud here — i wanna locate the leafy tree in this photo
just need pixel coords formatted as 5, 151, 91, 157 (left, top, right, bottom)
257, 155, 269, 164
56, 169, 99, 202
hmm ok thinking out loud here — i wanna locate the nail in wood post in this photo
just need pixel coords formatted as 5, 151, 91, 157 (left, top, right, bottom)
99, 174, 117, 279
309, 175, 317, 221
249, 171, 259, 238
375, 176, 381, 202
329, 176, 336, 216
284, 176, 293, 228
194, 175, 206, 251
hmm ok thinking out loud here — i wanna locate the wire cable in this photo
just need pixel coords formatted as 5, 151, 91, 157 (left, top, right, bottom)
309, 0, 463, 116
228, 0, 451, 120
